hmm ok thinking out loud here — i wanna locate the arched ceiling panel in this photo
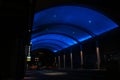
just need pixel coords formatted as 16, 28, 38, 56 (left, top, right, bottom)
32, 45, 59, 53
33, 23, 95, 37
31, 5, 118, 53
33, 5, 118, 36
32, 42, 62, 50
31, 34, 77, 51
32, 40, 68, 50
32, 25, 92, 42
32, 39, 69, 46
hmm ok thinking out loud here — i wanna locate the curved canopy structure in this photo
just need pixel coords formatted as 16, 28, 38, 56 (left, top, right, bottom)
31, 5, 118, 53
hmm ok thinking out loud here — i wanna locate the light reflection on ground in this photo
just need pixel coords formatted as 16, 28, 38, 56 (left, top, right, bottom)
42, 71, 68, 76
24, 77, 36, 79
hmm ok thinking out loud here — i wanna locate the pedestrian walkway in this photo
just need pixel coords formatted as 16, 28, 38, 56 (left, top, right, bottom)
24, 69, 108, 80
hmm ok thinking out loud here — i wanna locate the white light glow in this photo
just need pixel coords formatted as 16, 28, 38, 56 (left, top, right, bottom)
42, 72, 67, 76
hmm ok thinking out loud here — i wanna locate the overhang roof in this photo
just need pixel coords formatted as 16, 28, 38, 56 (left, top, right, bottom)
31, 5, 118, 53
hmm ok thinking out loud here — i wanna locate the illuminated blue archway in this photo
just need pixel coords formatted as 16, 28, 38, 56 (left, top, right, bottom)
31, 5, 118, 53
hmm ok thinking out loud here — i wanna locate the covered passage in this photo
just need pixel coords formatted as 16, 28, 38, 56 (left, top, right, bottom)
30, 5, 118, 70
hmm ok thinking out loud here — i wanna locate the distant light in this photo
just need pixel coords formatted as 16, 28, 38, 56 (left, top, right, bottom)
88, 20, 92, 23
27, 56, 31, 58
53, 50, 57, 53
72, 31, 75, 34
27, 56, 31, 61
28, 29, 31, 32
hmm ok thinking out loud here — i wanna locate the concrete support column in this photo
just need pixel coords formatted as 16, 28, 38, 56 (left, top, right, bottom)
63, 54, 66, 69
70, 51, 73, 69
80, 45, 84, 69
58, 56, 61, 69
96, 41, 101, 69
54, 57, 57, 67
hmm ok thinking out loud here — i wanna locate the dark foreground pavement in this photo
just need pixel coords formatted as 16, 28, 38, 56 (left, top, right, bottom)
23, 69, 115, 80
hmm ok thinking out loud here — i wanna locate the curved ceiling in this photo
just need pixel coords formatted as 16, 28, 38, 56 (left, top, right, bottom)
31, 5, 118, 53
